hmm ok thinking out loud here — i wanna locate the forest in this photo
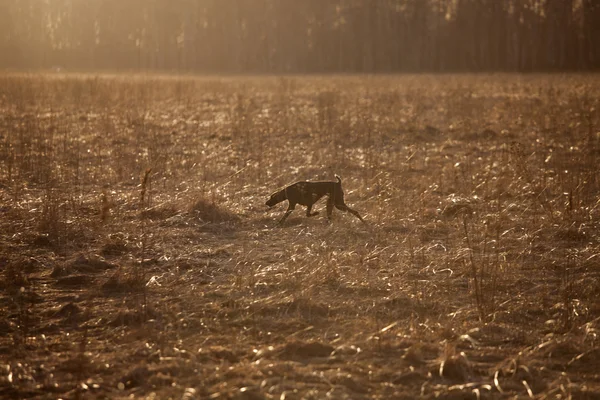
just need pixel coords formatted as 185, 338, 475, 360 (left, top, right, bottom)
1, 0, 599, 73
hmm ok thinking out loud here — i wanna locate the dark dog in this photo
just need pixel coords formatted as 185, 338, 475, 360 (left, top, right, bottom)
266, 175, 365, 224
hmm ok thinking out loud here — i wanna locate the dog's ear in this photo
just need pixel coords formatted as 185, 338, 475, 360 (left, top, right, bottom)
335, 175, 342, 184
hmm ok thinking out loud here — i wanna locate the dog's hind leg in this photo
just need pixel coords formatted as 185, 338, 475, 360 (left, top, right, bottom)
306, 204, 319, 217
335, 203, 365, 223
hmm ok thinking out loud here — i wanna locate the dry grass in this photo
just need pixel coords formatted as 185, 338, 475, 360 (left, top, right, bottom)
0, 72, 599, 398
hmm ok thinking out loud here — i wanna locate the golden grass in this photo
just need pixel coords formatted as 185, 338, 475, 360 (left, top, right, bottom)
0, 72, 599, 398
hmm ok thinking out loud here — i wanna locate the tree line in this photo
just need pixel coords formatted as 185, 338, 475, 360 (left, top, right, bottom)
1, 0, 599, 73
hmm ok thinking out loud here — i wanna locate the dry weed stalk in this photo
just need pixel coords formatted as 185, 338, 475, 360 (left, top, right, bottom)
462, 216, 501, 321
15, 287, 27, 348
560, 255, 576, 332
137, 218, 150, 321
140, 168, 152, 208
100, 189, 110, 222
74, 327, 89, 400
462, 217, 483, 320
39, 183, 65, 248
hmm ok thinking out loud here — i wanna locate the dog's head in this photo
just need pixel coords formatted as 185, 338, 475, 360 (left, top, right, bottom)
265, 194, 278, 207
266, 189, 286, 207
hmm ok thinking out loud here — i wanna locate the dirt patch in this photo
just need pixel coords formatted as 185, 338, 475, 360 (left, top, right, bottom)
190, 197, 240, 223
278, 340, 335, 360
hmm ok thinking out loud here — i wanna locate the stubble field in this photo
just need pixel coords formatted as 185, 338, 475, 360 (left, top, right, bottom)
1, 73, 599, 399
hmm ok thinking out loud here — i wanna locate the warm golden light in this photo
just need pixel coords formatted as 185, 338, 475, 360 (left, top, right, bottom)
0, 0, 598, 72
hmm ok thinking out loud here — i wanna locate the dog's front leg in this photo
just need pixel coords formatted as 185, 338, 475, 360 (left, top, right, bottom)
326, 197, 334, 221
279, 203, 296, 224
306, 204, 319, 217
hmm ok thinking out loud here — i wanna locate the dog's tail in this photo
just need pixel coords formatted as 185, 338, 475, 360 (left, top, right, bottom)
335, 175, 341, 184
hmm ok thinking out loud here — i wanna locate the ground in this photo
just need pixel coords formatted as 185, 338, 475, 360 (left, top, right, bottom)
0, 73, 599, 399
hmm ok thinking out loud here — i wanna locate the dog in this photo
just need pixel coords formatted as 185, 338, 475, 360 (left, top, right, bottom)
266, 175, 365, 224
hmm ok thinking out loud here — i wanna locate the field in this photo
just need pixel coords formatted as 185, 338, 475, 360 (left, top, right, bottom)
1, 73, 600, 399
